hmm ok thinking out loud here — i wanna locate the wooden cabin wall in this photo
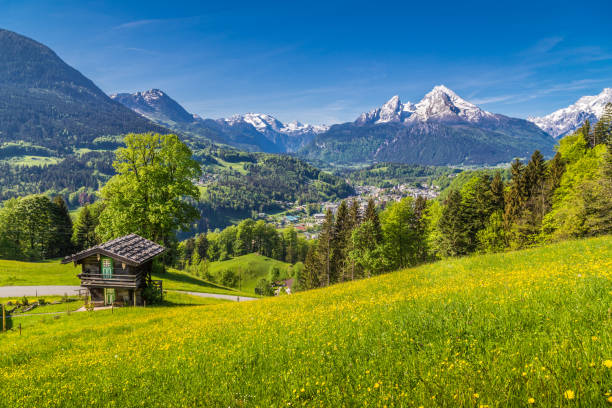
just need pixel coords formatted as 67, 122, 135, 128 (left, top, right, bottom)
80, 255, 138, 276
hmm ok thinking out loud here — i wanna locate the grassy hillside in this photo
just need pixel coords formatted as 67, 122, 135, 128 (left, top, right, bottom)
0, 258, 251, 297
0, 236, 611, 407
208, 253, 292, 292
0, 259, 79, 286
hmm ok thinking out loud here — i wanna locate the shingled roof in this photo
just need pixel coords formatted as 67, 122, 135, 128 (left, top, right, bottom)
61, 233, 166, 266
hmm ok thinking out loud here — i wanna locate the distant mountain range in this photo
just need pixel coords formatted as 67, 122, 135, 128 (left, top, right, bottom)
111, 90, 327, 153
0, 29, 165, 154
299, 86, 556, 165
0, 27, 606, 168
528, 88, 612, 138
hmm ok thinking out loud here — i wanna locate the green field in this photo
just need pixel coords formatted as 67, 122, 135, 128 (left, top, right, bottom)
0, 258, 253, 297
0, 259, 80, 286
1, 236, 610, 406
208, 253, 292, 292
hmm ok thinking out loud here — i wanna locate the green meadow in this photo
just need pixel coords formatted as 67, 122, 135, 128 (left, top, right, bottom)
0, 236, 610, 407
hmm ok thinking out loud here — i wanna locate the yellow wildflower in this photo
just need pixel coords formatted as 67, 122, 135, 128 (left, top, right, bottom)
564, 390, 575, 400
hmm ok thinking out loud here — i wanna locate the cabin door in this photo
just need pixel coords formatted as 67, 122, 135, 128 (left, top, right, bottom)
101, 257, 113, 279
104, 288, 115, 305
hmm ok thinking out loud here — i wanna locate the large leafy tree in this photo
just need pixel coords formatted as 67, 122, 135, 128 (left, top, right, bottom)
96, 133, 201, 246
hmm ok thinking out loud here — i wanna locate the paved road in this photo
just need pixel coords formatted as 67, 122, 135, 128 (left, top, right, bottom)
0, 286, 258, 302
171, 290, 258, 302
0, 285, 82, 297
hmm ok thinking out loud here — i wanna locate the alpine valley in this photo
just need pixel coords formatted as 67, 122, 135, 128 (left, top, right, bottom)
299, 86, 557, 165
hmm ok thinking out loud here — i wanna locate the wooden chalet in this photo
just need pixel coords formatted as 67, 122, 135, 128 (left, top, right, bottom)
62, 234, 165, 306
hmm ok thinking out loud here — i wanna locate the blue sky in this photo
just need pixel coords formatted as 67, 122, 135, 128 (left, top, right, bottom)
1, 0, 611, 124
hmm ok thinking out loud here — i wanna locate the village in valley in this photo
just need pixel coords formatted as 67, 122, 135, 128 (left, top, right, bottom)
253, 183, 441, 239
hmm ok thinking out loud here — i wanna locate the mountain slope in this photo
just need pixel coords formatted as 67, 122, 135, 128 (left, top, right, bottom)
528, 88, 612, 138
112, 89, 327, 153
300, 86, 556, 165
110, 89, 195, 126
0, 29, 165, 153
2, 236, 610, 406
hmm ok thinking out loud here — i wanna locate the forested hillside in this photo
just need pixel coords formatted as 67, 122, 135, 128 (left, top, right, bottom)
0, 29, 165, 152
298, 113, 612, 289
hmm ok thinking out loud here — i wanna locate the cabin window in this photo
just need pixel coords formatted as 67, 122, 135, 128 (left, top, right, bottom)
101, 257, 113, 279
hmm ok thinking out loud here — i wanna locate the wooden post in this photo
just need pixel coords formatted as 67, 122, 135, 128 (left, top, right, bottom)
133, 290, 136, 307
2, 303, 5, 332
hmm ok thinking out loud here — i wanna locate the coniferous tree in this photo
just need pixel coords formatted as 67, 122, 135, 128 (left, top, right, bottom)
71, 205, 99, 252
332, 201, 351, 282
195, 234, 209, 260
504, 158, 527, 226
547, 152, 566, 192
512, 151, 548, 247
490, 172, 505, 212
183, 237, 196, 264
348, 198, 361, 228
301, 244, 321, 290
580, 119, 591, 144
283, 226, 298, 264
583, 147, 612, 235
365, 198, 382, 242
412, 196, 429, 262
316, 209, 335, 286
50, 196, 73, 257
438, 190, 470, 256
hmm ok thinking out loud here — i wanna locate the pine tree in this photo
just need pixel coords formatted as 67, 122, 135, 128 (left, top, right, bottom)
316, 209, 335, 286
348, 198, 361, 228
504, 158, 526, 225
490, 172, 505, 212
195, 234, 209, 260
50, 196, 73, 257
580, 119, 591, 144
547, 152, 565, 191
596, 103, 612, 147
365, 198, 382, 242
332, 201, 352, 282
71, 205, 99, 251
438, 190, 470, 256
183, 238, 196, 264
301, 244, 321, 290
413, 196, 429, 262
583, 147, 612, 235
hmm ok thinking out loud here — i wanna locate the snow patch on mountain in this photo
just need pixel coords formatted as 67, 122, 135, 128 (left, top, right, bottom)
528, 88, 612, 138
220, 113, 328, 136
355, 85, 494, 125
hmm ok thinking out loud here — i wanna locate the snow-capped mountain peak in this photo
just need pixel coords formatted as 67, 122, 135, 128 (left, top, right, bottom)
221, 113, 327, 136
356, 95, 414, 124
355, 85, 493, 125
528, 88, 612, 138
411, 85, 493, 123
110, 88, 195, 125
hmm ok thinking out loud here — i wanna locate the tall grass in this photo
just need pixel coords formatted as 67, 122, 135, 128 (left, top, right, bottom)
0, 236, 610, 407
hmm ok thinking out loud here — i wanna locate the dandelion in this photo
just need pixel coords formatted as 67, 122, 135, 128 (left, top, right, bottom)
528, 397, 535, 404
473, 393, 479, 398
603, 360, 612, 369
564, 390, 575, 400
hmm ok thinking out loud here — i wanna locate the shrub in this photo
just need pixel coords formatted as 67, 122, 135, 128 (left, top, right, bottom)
221, 270, 239, 288
142, 286, 163, 305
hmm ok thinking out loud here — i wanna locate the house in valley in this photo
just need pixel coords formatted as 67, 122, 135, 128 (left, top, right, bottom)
61, 234, 165, 306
